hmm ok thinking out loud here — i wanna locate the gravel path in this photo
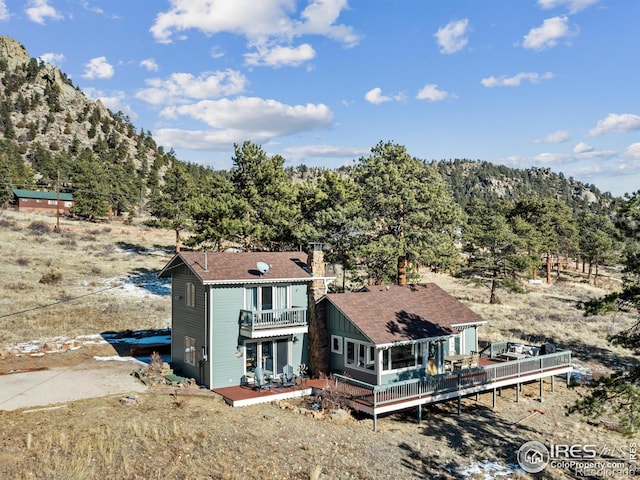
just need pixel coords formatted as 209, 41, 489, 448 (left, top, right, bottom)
0, 358, 147, 411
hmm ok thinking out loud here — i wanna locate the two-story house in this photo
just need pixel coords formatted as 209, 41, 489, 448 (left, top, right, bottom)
158, 248, 330, 389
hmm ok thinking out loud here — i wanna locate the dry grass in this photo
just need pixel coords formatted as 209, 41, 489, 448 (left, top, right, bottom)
0, 210, 173, 347
1, 209, 638, 479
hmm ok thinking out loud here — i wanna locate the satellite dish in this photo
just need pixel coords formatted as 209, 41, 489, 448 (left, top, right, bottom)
256, 261, 271, 275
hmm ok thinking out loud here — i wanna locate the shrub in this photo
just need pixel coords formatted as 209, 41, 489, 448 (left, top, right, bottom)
29, 221, 51, 235
16, 257, 30, 266
39, 269, 62, 284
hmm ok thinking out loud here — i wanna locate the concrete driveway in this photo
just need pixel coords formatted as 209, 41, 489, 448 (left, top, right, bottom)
0, 359, 148, 411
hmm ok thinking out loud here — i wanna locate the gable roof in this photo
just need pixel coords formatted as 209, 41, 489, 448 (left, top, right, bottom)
323, 284, 486, 346
158, 251, 314, 285
12, 189, 74, 202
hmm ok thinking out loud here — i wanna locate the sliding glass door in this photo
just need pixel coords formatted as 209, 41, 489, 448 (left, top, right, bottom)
245, 338, 290, 376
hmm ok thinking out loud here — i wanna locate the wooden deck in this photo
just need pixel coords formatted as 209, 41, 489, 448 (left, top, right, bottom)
323, 349, 572, 430
212, 348, 572, 431
213, 378, 327, 407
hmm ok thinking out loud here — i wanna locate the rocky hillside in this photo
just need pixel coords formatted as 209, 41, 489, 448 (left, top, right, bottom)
435, 159, 615, 214
0, 36, 170, 215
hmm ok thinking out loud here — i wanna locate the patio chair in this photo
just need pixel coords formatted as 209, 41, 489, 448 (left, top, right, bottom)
281, 364, 296, 388
253, 367, 270, 391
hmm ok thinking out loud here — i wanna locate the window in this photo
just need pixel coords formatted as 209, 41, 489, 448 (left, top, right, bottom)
48, 200, 57, 205
185, 282, 195, 307
331, 335, 343, 354
184, 336, 196, 365
245, 285, 289, 311
244, 338, 290, 376
382, 343, 421, 371
345, 339, 376, 371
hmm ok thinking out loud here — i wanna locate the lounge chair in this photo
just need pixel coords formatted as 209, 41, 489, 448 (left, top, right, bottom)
280, 364, 296, 388
253, 367, 270, 391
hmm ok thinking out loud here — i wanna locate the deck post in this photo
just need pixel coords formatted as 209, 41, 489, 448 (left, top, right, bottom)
516, 383, 520, 403
457, 396, 461, 415
417, 405, 422, 424
566, 371, 571, 385
539, 378, 544, 402
551, 375, 555, 393
373, 413, 377, 432
492, 388, 496, 409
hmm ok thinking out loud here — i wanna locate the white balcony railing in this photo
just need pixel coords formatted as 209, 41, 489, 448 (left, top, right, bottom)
239, 308, 307, 332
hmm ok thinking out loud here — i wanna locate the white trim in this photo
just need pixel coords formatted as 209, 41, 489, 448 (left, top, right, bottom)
451, 321, 487, 328
204, 275, 336, 285
331, 335, 343, 354
375, 335, 451, 349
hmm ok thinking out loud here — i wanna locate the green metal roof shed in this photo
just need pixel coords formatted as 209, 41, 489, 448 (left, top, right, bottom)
12, 189, 74, 201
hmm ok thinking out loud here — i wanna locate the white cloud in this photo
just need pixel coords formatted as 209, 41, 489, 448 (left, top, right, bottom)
535, 130, 571, 143
363, 87, 405, 104
416, 84, 450, 102
154, 96, 333, 152
39, 52, 65, 66
162, 96, 333, 136
522, 16, 577, 50
140, 58, 159, 72
82, 56, 114, 79
537, 0, 600, 14
282, 144, 369, 162
365, 87, 391, 104
244, 43, 315, 67
533, 152, 571, 164
434, 18, 469, 54
25, 0, 62, 24
624, 143, 640, 159
589, 113, 640, 136
136, 70, 247, 105
573, 142, 594, 154
0, 1, 10, 21
150, 0, 359, 48
481, 71, 553, 87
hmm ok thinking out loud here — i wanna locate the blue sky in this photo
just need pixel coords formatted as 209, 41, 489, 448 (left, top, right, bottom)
1, 0, 639, 197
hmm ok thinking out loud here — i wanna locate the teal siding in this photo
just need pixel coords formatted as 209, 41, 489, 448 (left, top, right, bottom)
324, 302, 376, 383
210, 285, 245, 388
291, 283, 307, 308
380, 369, 423, 384
463, 327, 477, 354
171, 267, 206, 383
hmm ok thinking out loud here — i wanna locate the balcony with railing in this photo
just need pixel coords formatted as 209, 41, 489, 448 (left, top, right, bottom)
329, 347, 572, 430
239, 308, 308, 338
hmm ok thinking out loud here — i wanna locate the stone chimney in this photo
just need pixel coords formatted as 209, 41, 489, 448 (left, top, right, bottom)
306, 242, 329, 377
307, 242, 326, 300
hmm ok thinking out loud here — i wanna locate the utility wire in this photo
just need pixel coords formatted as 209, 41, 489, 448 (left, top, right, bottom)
0, 282, 153, 319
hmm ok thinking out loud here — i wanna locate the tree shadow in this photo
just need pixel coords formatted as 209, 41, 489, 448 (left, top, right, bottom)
100, 328, 171, 359
115, 241, 173, 255
505, 328, 638, 368
385, 399, 560, 479
126, 267, 171, 296
388, 310, 453, 339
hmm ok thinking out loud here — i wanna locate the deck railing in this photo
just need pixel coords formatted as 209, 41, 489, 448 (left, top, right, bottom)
333, 349, 572, 409
239, 308, 307, 331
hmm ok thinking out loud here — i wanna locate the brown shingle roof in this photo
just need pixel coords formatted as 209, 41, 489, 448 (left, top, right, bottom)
324, 284, 486, 345
159, 251, 313, 284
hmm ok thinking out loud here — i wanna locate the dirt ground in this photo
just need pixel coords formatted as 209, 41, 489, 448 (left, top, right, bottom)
1, 211, 638, 479
0, 336, 636, 479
